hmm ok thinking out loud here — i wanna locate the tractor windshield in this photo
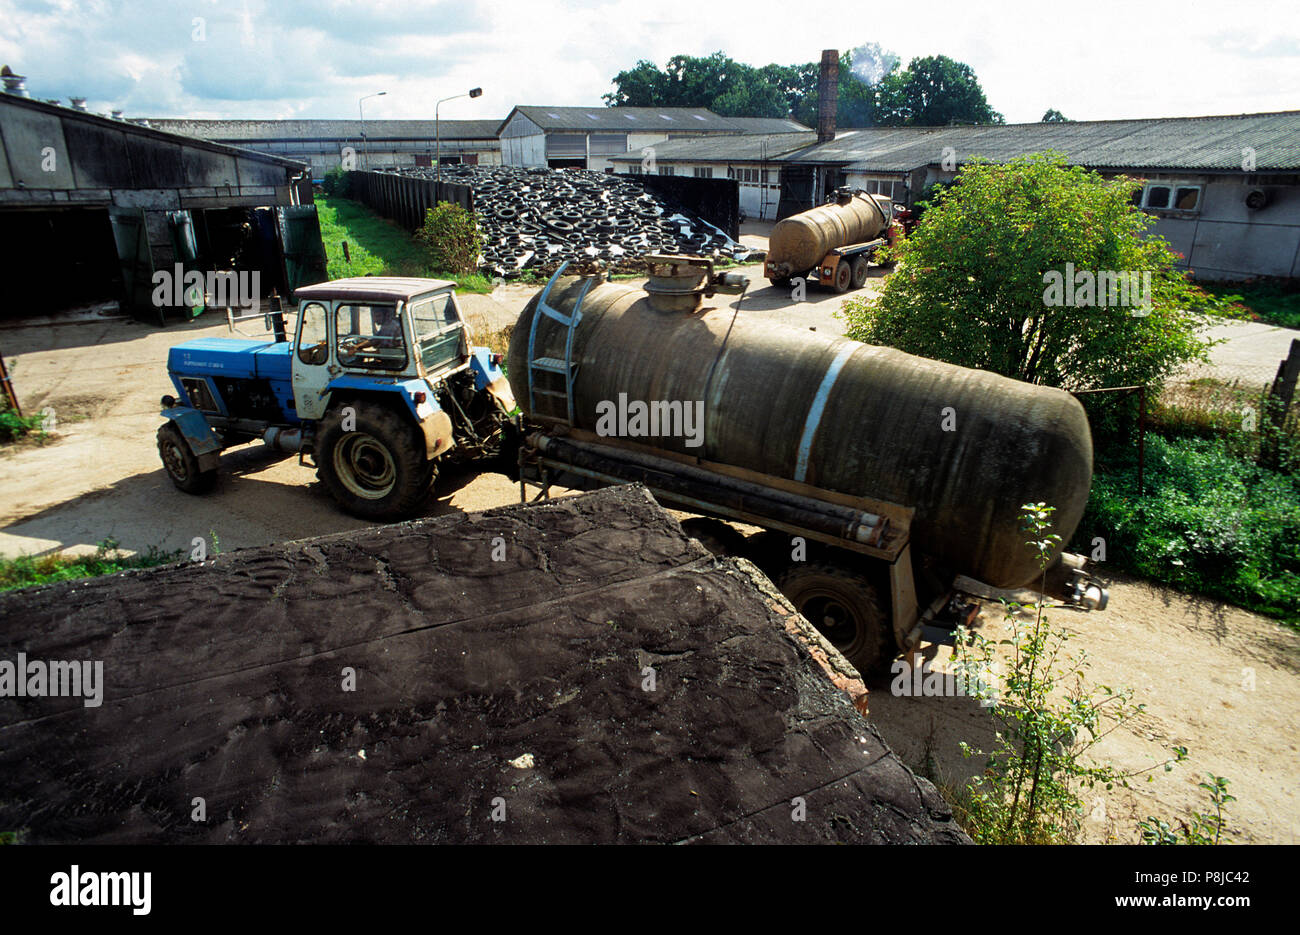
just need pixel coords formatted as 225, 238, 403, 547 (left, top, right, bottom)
335, 303, 407, 371
409, 292, 466, 374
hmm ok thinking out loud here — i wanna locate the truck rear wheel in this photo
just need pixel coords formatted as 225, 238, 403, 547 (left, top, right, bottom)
851, 256, 870, 289
157, 423, 217, 494
832, 261, 852, 293
777, 561, 894, 679
316, 402, 433, 520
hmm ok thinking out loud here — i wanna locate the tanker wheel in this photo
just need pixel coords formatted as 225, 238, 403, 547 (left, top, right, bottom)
680, 517, 749, 558
157, 423, 217, 494
850, 256, 870, 289
831, 260, 852, 293
767, 277, 793, 290
777, 561, 895, 680
316, 402, 434, 521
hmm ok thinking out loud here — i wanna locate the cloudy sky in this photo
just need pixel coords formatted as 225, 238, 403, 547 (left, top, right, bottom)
1, 0, 1296, 124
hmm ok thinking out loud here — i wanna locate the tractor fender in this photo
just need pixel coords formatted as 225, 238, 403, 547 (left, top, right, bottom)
469, 348, 517, 413
323, 377, 454, 460
161, 406, 222, 472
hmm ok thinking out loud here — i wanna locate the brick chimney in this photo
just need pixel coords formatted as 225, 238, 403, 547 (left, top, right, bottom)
817, 49, 838, 143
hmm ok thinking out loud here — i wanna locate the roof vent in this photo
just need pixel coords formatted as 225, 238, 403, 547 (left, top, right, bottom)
1, 65, 29, 97
69, 97, 87, 112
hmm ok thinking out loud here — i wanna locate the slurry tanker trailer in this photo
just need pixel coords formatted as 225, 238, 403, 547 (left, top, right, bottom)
507, 256, 1108, 677
764, 188, 895, 293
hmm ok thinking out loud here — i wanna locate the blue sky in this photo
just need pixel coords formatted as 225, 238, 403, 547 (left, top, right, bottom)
1, 0, 1296, 124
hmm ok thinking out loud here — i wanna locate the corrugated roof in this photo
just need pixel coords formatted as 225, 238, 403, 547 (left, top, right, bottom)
719, 116, 811, 133
783, 111, 1300, 172
609, 131, 819, 163
504, 105, 740, 133
138, 118, 503, 141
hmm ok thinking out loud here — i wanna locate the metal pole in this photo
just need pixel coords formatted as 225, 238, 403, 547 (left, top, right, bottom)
436, 98, 442, 187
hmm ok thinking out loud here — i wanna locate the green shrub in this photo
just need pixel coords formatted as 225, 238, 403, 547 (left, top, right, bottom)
322, 166, 352, 197
0, 405, 46, 444
1074, 434, 1300, 623
0, 539, 183, 592
416, 202, 483, 275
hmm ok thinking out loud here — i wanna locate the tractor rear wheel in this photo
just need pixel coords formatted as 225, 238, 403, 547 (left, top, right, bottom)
316, 402, 433, 520
777, 560, 894, 680
851, 256, 870, 289
832, 260, 852, 293
157, 423, 217, 494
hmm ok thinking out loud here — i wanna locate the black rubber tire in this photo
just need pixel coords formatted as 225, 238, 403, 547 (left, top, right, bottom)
777, 560, 895, 679
315, 402, 433, 520
832, 260, 852, 293
679, 517, 749, 558
851, 256, 870, 289
157, 422, 217, 494
767, 277, 793, 290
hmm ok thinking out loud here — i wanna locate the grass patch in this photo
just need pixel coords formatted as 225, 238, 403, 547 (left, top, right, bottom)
1073, 434, 1300, 625
1202, 280, 1300, 330
314, 195, 493, 294
0, 539, 183, 592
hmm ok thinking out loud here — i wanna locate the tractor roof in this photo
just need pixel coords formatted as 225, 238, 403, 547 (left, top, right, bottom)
294, 277, 456, 304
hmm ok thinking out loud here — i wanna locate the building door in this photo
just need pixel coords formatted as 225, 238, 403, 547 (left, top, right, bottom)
107, 207, 158, 324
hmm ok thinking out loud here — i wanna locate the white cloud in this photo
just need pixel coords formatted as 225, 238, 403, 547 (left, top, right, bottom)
0, 0, 1295, 121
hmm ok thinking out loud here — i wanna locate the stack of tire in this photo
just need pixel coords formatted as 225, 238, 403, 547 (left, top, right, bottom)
395, 165, 752, 279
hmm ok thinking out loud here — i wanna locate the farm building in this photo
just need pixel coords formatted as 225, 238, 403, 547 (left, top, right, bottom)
138, 118, 504, 178
497, 105, 808, 172
615, 110, 1300, 281
0, 90, 326, 322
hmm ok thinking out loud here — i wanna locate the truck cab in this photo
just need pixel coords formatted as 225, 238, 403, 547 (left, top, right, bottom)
158, 277, 515, 520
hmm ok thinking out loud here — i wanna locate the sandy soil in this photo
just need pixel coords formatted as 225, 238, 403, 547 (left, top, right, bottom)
1, 245, 1296, 844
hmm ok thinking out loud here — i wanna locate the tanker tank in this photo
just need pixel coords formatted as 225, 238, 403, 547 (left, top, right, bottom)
765, 190, 890, 282
507, 268, 1094, 591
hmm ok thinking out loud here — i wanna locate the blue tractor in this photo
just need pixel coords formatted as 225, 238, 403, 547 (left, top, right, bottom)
157, 277, 517, 520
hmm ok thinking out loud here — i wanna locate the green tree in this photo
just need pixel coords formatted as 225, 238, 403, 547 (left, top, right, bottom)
1042, 108, 1068, 122
841, 153, 1229, 390
874, 54, 1003, 126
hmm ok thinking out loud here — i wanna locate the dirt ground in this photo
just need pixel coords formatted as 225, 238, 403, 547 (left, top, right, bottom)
1, 236, 1297, 844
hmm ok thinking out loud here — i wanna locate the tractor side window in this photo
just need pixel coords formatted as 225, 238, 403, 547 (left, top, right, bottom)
410, 293, 465, 374
297, 302, 328, 365
335, 303, 407, 370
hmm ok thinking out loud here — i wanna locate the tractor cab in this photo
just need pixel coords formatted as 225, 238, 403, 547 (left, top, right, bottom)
291, 277, 472, 419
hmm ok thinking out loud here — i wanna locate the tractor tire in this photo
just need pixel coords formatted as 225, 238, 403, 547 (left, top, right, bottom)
832, 260, 852, 294
777, 560, 895, 680
851, 256, 870, 289
157, 423, 217, 494
316, 402, 434, 520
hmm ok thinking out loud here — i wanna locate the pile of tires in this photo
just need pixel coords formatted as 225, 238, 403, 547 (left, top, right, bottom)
394, 165, 754, 279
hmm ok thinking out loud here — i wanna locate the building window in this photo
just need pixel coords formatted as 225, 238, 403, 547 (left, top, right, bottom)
693, 167, 713, 178
588, 133, 628, 156
627, 164, 642, 174
1141, 182, 1201, 212
660, 166, 675, 176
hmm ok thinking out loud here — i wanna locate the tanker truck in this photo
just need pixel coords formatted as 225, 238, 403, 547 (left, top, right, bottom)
764, 187, 895, 293
506, 256, 1108, 678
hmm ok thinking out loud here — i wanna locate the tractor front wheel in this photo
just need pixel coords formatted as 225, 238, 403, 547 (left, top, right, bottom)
157, 423, 217, 494
316, 402, 433, 520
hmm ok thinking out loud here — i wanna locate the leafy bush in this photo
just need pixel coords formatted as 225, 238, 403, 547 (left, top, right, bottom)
841, 153, 1233, 392
0, 405, 47, 444
1074, 434, 1300, 624
416, 202, 483, 275
321, 166, 351, 197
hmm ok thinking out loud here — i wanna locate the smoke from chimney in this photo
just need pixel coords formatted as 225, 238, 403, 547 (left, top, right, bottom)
818, 50, 838, 143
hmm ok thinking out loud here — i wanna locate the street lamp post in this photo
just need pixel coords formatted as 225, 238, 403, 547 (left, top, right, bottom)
435, 87, 483, 186
358, 91, 387, 169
